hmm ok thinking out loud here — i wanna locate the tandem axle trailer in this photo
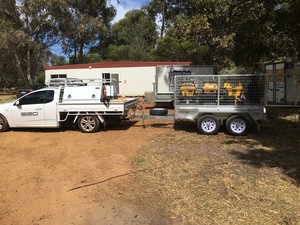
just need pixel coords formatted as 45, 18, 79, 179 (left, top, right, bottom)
133, 74, 267, 136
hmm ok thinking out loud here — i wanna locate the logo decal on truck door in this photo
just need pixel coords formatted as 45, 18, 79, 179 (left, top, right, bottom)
21, 112, 39, 117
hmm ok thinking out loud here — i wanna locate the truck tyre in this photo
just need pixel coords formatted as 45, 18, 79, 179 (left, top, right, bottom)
197, 115, 220, 135
78, 115, 100, 133
226, 115, 249, 136
0, 115, 9, 132
149, 108, 168, 116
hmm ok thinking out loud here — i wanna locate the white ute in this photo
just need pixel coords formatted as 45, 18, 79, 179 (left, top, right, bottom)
0, 86, 137, 133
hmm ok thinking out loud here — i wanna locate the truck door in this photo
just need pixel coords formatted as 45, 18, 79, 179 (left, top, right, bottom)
11, 90, 55, 126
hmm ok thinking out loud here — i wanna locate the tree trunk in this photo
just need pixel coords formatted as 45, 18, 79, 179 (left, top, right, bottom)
79, 39, 84, 64
26, 47, 32, 85
73, 42, 77, 64
160, 0, 166, 38
14, 52, 30, 87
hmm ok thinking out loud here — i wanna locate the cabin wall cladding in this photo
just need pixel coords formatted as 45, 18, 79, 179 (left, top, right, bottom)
44, 62, 192, 97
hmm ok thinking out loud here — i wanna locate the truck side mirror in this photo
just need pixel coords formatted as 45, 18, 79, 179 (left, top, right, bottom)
14, 100, 21, 106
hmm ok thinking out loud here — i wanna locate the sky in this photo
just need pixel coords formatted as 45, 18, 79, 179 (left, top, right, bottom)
112, 0, 150, 23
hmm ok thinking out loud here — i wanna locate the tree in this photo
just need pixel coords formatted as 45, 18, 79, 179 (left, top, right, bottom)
145, 0, 167, 38
145, 0, 192, 38
271, 0, 300, 60
152, 36, 181, 61
0, 49, 20, 88
111, 9, 158, 50
168, 0, 237, 68
107, 45, 152, 61
146, 0, 299, 71
69, 53, 103, 63
56, 0, 116, 64
49, 54, 66, 66
0, 0, 60, 86
0, 0, 116, 86
153, 36, 208, 64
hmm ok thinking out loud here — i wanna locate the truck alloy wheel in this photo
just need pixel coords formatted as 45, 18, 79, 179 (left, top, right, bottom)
0, 115, 9, 132
78, 115, 100, 133
226, 115, 248, 136
197, 115, 220, 135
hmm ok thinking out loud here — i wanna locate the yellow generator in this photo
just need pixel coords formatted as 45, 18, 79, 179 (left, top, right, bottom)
223, 82, 243, 104
181, 81, 196, 96
202, 81, 218, 93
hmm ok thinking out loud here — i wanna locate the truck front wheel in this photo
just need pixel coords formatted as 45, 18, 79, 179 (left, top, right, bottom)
0, 115, 9, 132
226, 115, 249, 136
197, 115, 220, 135
78, 115, 100, 133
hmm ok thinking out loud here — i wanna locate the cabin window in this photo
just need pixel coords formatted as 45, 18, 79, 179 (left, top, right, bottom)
51, 74, 67, 79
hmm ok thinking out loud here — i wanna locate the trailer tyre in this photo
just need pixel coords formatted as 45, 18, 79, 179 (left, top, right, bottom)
197, 115, 220, 135
226, 115, 249, 136
78, 115, 100, 133
149, 108, 168, 116
0, 115, 9, 132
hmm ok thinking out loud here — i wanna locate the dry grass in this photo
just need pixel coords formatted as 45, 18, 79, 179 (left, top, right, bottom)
133, 107, 300, 225
0, 95, 16, 103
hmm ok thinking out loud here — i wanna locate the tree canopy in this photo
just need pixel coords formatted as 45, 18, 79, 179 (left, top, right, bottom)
0, 0, 299, 87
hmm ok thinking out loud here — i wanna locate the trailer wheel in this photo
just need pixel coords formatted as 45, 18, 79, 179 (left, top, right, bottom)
0, 115, 9, 132
149, 108, 168, 116
226, 115, 249, 136
197, 115, 220, 135
78, 115, 100, 133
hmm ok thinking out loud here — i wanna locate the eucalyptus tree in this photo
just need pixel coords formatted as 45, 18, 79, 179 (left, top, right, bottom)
0, 0, 60, 86
56, 0, 116, 64
103, 9, 158, 61
153, 36, 208, 64
145, 0, 193, 38
106, 44, 153, 61
112, 9, 158, 51
145, 0, 167, 38
145, 0, 237, 67
270, 0, 300, 60
144, 0, 300, 71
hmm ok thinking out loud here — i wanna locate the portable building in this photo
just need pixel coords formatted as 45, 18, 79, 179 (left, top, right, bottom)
44, 62, 191, 97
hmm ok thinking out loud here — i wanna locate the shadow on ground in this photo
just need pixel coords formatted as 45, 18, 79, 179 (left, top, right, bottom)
10, 120, 138, 133
228, 107, 300, 185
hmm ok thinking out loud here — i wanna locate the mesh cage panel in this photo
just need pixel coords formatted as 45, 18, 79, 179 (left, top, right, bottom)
175, 75, 266, 106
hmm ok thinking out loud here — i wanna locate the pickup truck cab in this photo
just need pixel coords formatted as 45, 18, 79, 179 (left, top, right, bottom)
0, 86, 137, 133
16, 84, 46, 98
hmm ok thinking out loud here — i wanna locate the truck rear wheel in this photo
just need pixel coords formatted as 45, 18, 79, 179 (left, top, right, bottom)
78, 115, 100, 133
0, 115, 9, 132
226, 115, 249, 136
197, 115, 220, 135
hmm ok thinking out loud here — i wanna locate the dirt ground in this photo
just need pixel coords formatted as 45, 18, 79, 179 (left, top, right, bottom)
0, 103, 175, 225
0, 102, 299, 225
